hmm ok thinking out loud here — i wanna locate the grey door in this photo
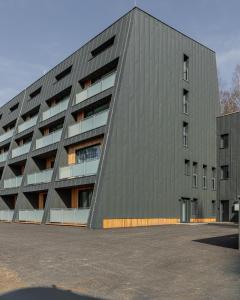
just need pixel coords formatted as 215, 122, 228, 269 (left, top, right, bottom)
181, 198, 190, 223
221, 200, 229, 222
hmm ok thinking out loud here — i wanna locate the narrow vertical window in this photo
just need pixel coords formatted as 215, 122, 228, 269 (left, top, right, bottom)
211, 167, 216, 190
184, 159, 190, 176
183, 89, 189, 114
192, 162, 198, 188
183, 54, 189, 81
220, 165, 229, 180
220, 134, 229, 149
202, 165, 207, 189
211, 200, 216, 216
183, 122, 188, 147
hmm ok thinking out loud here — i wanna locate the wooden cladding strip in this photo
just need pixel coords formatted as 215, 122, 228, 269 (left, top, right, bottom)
68, 137, 103, 164
103, 218, 181, 229
190, 218, 216, 223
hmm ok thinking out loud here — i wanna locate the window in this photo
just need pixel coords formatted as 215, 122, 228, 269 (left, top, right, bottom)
220, 165, 229, 180
30, 87, 42, 99
91, 36, 115, 58
211, 200, 216, 216
211, 167, 216, 190
183, 54, 189, 81
76, 145, 101, 164
191, 199, 198, 217
48, 123, 63, 134
55, 66, 72, 81
10, 103, 19, 112
192, 162, 198, 188
220, 134, 229, 149
184, 159, 190, 176
78, 190, 93, 208
202, 165, 207, 189
183, 122, 188, 147
183, 89, 189, 114
85, 103, 109, 118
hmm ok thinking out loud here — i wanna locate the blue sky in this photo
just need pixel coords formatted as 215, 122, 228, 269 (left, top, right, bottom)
0, 0, 239, 105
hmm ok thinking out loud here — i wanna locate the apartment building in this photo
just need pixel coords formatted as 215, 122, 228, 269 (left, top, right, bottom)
0, 8, 219, 228
217, 112, 240, 222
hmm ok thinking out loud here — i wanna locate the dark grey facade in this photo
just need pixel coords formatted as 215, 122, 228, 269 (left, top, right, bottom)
0, 8, 219, 228
217, 112, 240, 222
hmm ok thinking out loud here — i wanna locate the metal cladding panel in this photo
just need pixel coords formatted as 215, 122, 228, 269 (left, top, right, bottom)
217, 113, 240, 216
89, 9, 219, 228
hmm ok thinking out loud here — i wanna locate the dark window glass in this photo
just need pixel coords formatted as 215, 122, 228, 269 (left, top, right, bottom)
78, 190, 93, 208
220, 165, 229, 180
76, 145, 101, 163
220, 134, 229, 149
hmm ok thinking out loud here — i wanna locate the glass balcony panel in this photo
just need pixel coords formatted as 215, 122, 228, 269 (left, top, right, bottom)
18, 116, 38, 133
4, 176, 23, 188
68, 110, 109, 138
0, 129, 14, 143
42, 97, 69, 121
59, 158, 99, 179
27, 169, 53, 185
35, 129, 62, 149
12, 142, 31, 158
18, 209, 44, 223
0, 152, 8, 163
50, 208, 90, 224
0, 210, 14, 221
75, 72, 116, 105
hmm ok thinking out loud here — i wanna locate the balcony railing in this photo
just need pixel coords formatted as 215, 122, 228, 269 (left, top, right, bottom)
68, 110, 109, 138
18, 209, 44, 223
35, 129, 62, 149
4, 176, 23, 188
0, 129, 14, 143
0, 152, 8, 163
59, 158, 99, 180
11, 142, 31, 158
17, 116, 38, 133
42, 97, 69, 121
0, 210, 14, 221
50, 208, 90, 224
27, 169, 53, 185
75, 72, 116, 104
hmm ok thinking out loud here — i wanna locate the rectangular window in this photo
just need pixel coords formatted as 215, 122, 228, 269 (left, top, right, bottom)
220, 165, 229, 180
91, 36, 115, 58
211, 167, 216, 190
183, 89, 189, 114
30, 87, 42, 99
211, 200, 216, 216
191, 199, 198, 217
10, 103, 19, 112
55, 66, 72, 82
183, 122, 188, 147
192, 162, 198, 188
78, 190, 93, 208
202, 165, 207, 189
220, 134, 229, 149
184, 159, 190, 176
183, 54, 189, 81
76, 145, 101, 164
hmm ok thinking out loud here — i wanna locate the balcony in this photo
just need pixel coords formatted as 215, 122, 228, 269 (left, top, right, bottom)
17, 116, 38, 133
0, 210, 14, 221
68, 109, 109, 138
0, 129, 14, 143
59, 158, 99, 180
4, 176, 23, 188
11, 142, 31, 158
27, 169, 53, 185
18, 209, 44, 223
42, 97, 69, 121
75, 72, 116, 104
0, 152, 8, 163
35, 129, 62, 149
49, 208, 90, 224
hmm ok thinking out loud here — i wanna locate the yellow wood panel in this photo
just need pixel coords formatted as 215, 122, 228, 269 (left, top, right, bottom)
71, 188, 78, 208
76, 111, 84, 122
103, 218, 180, 229
46, 156, 55, 169
43, 128, 49, 136
190, 218, 216, 223
38, 193, 46, 209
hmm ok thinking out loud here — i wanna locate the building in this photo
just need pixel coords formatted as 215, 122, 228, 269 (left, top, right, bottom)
0, 8, 219, 228
217, 112, 240, 222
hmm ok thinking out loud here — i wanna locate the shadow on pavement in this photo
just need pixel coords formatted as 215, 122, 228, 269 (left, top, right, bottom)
193, 234, 238, 249
0, 286, 101, 300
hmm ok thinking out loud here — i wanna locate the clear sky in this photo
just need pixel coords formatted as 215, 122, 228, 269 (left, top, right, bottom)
0, 0, 239, 105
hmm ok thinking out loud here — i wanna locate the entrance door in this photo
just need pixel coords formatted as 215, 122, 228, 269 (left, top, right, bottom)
221, 200, 229, 222
181, 198, 190, 223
